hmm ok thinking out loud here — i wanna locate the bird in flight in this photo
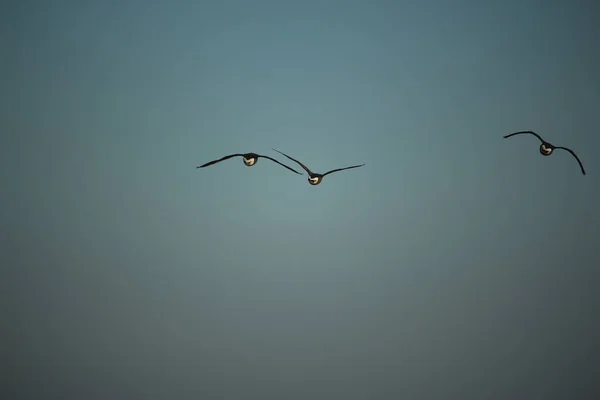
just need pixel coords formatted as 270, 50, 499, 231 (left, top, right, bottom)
196, 152, 303, 175
503, 131, 586, 175
271, 148, 365, 186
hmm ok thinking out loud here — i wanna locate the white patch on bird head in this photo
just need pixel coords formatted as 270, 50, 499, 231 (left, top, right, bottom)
243, 157, 256, 166
309, 176, 320, 185
541, 144, 552, 155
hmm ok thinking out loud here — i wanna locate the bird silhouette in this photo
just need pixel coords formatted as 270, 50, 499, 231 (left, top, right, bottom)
271, 149, 365, 186
503, 131, 586, 175
196, 152, 303, 175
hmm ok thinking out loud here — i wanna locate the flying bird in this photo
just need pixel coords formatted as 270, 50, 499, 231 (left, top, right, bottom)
196, 152, 303, 175
271, 148, 365, 186
503, 131, 586, 175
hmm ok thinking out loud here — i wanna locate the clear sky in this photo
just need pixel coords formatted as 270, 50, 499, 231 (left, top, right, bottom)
3, 0, 600, 398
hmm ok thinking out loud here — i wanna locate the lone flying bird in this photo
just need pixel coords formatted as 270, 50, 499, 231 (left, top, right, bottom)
271, 148, 365, 186
196, 152, 303, 175
503, 131, 586, 175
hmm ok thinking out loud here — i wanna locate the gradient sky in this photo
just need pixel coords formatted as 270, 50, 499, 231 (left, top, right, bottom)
2, 0, 600, 399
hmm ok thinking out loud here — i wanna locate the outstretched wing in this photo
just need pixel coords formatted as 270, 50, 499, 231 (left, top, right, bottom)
258, 155, 303, 175
196, 153, 243, 168
322, 164, 366, 177
554, 147, 586, 175
503, 130, 544, 143
271, 149, 314, 175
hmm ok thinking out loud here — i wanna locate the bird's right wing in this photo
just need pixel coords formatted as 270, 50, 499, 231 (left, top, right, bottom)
196, 154, 243, 168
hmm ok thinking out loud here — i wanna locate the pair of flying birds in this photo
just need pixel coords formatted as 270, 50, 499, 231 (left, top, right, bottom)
196, 131, 586, 183
196, 148, 365, 185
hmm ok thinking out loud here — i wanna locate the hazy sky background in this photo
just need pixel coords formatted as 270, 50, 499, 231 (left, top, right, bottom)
2, 0, 600, 398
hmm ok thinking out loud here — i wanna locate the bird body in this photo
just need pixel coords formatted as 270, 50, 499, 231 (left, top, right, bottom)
309, 176, 321, 185
539, 142, 553, 156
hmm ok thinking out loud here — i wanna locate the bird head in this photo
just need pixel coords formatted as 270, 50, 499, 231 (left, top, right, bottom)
308, 175, 322, 185
539, 143, 553, 156
243, 157, 257, 166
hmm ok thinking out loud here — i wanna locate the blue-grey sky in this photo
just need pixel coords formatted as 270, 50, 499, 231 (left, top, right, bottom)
2, 0, 600, 398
